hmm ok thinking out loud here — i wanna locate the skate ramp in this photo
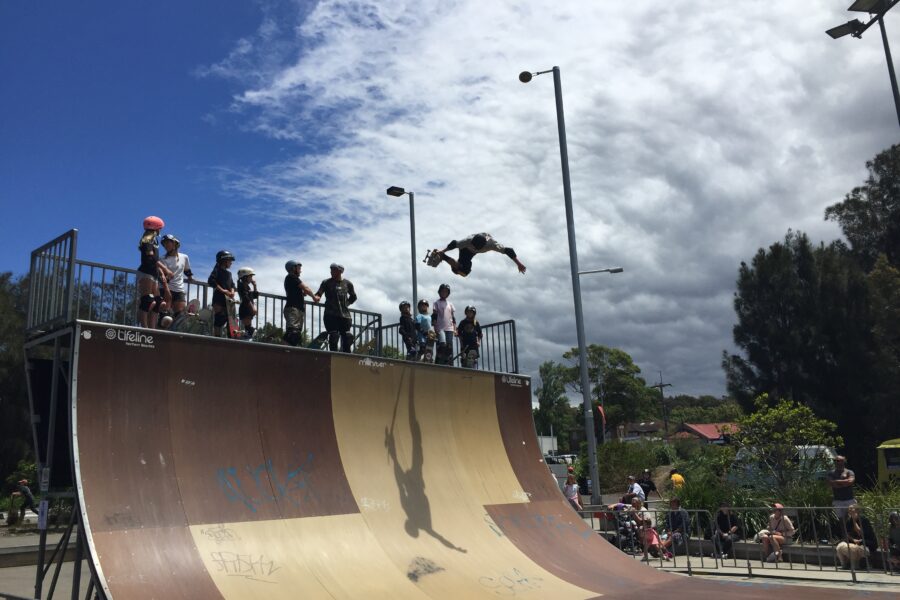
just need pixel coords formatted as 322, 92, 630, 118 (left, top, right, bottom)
72, 322, 876, 599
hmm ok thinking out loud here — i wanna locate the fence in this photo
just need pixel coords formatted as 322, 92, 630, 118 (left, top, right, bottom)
581, 504, 900, 583
379, 319, 518, 372
26, 232, 519, 371
26, 229, 77, 334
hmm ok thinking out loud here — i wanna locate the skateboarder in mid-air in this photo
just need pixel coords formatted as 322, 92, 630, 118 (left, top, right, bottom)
427, 233, 526, 277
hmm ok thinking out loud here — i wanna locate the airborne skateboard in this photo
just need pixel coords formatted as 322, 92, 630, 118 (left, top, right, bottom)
423, 249, 443, 268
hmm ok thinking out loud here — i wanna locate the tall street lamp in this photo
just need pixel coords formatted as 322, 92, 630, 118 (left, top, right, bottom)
386, 186, 417, 304
578, 266, 624, 444
520, 66, 602, 505
826, 0, 900, 127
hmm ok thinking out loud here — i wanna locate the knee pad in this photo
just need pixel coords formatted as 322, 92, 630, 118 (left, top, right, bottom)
283, 331, 299, 346
504, 247, 517, 259
139, 294, 155, 312
214, 313, 228, 327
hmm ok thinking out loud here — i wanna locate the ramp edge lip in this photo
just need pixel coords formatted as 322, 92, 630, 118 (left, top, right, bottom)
71, 322, 114, 599
75, 319, 531, 380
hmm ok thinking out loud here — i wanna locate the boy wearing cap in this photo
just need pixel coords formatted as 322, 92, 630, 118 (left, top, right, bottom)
283, 260, 315, 346
314, 264, 357, 352
160, 234, 193, 318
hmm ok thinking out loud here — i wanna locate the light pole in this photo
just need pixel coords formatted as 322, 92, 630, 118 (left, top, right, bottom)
386, 186, 417, 304
577, 266, 624, 444
520, 66, 602, 505
826, 0, 900, 127
650, 372, 673, 436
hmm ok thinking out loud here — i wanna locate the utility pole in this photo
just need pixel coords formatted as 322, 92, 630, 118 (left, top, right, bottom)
650, 371, 672, 436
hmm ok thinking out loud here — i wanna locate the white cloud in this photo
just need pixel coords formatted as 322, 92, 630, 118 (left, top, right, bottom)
201, 0, 899, 396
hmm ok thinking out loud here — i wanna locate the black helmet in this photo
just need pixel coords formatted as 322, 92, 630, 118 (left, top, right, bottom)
438, 283, 451, 295
465, 305, 476, 315
417, 299, 429, 307
472, 234, 487, 250
285, 260, 301, 272
216, 250, 235, 263
161, 234, 180, 247
399, 300, 411, 311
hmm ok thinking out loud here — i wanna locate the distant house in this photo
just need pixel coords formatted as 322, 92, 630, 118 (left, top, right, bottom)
677, 422, 738, 445
617, 421, 664, 442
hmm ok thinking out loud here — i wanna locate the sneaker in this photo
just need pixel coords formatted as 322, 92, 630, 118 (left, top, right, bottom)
766, 552, 777, 563
664, 552, 673, 559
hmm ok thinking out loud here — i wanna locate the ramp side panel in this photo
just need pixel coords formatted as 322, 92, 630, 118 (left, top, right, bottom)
330, 357, 598, 599
189, 515, 429, 600
75, 326, 222, 599
163, 335, 358, 524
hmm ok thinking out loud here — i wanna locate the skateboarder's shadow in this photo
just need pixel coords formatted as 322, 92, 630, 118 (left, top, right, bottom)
385, 373, 466, 554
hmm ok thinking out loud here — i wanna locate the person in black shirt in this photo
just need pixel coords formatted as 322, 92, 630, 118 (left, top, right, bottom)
836, 505, 878, 570
313, 263, 357, 352
456, 306, 483, 368
136, 215, 173, 328
827, 455, 857, 519
208, 250, 236, 337
398, 301, 417, 360
714, 501, 742, 558
12, 479, 36, 522
283, 260, 315, 346
637, 469, 660, 500
236, 267, 258, 340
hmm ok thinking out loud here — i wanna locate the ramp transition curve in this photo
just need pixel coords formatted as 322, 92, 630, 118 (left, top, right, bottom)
71, 322, 877, 599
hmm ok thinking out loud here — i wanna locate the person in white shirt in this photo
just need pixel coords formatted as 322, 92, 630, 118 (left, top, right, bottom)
626, 475, 646, 502
432, 283, 456, 365
160, 234, 193, 317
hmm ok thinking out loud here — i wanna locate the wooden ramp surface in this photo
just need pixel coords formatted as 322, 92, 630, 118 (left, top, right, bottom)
72, 323, 883, 599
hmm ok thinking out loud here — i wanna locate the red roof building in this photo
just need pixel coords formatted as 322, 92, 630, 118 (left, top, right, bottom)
679, 422, 738, 444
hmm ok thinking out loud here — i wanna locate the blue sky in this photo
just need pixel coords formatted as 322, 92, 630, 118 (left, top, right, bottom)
2, 1, 898, 396
1, 1, 304, 273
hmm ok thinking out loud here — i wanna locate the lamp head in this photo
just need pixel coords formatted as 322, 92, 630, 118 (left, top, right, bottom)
518, 71, 533, 83
386, 186, 406, 197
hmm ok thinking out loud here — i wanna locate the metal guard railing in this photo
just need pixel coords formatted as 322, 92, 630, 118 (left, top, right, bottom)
25, 231, 519, 372
580, 504, 900, 583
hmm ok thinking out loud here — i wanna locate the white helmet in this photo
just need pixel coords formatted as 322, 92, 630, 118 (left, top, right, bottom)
237, 267, 255, 279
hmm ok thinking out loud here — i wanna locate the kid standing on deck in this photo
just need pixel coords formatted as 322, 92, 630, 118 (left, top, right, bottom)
208, 250, 237, 337
456, 305, 482, 368
415, 299, 434, 362
136, 216, 173, 329
237, 267, 259, 340
432, 283, 456, 364
398, 301, 417, 361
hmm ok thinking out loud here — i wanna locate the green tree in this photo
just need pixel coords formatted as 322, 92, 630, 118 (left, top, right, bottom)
0, 273, 32, 481
561, 344, 657, 439
731, 394, 843, 488
825, 144, 900, 270
532, 361, 577, 452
